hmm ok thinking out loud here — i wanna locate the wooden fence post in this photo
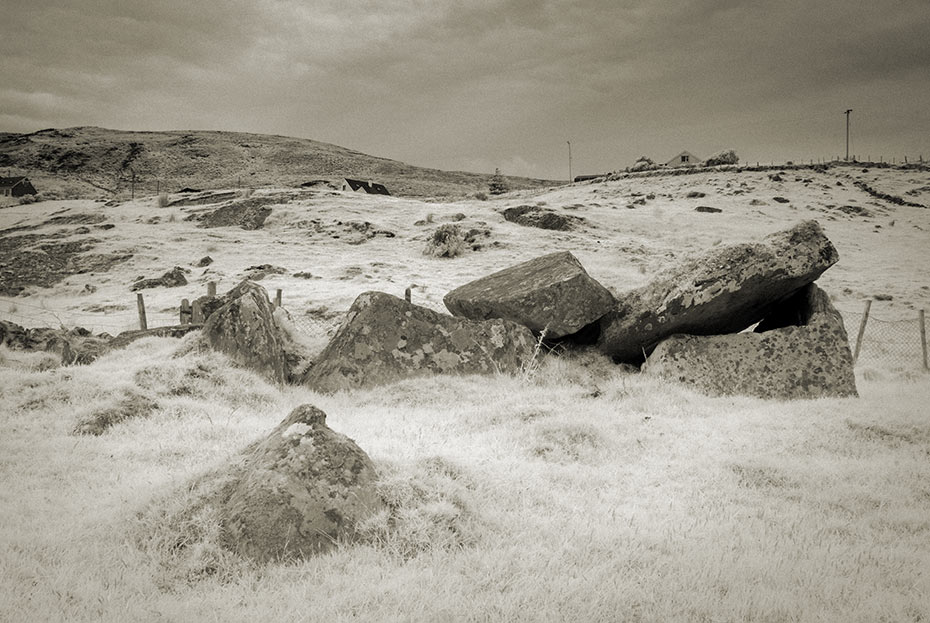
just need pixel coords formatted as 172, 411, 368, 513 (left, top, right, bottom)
136, 293, 148, 331
853, 299, 871, 362
192, 300, 203, 324
274, 289, 282, 309
208, 281, 217, 297
920, 309, 928, 372
180, 298, 191, 324
405, 286, 412, 303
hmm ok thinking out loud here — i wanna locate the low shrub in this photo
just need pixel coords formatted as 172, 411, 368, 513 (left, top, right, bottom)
423, 224, 466, 258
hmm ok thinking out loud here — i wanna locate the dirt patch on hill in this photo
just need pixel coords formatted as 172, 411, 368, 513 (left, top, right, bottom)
0, 234, 133, 296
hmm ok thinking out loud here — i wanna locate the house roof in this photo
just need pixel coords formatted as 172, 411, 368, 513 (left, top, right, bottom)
344, 178, 390, 195
665, 151, 700, 166
0, 176, 29, 188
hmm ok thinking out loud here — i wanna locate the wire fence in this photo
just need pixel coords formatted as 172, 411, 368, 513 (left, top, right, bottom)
2, 294, 927, 374
0, 295, 153, 335
837, 302, 928, 372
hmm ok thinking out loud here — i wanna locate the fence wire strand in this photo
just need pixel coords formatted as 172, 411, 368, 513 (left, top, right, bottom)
838, 305, 928, 371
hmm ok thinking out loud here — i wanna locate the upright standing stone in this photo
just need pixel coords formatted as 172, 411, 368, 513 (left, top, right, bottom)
203, 280, 287, 384
642, 284, 858, 399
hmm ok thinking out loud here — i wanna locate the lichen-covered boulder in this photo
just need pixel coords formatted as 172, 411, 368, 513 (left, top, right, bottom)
642, 284, 857, 399
197, 404, 383, 563
443, 251, 615, 339
203, 280, 287, 384
598, 220, 839, 363
305, 291, 537, 393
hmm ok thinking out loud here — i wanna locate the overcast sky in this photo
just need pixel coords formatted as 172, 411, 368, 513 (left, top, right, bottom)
1, 0, 929, 179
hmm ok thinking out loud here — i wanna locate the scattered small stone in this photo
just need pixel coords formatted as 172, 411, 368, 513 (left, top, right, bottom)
686, 191, 706, 198
773, 196, 790, 203
694, 206, 722, 213
197, 256, 213, 267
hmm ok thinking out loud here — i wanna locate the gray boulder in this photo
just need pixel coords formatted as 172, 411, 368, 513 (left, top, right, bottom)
598, 220, 839, 363
443, 251, 615, 339
190, 404, 384, 563
642, 284, 857, 399
306, 291, 537, 393
131, 266, 189, 291
203, 280, 287, 384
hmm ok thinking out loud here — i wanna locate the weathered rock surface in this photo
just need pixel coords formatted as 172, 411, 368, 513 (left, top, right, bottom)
598, 220, 839, 363
502, 205, 585, 231
306, 291, 537, 393
203, 280, 287, 384
189, 404, 383, 562
443, 251, 615, 339
1, 320, 111, 365
131, 266, 188, 291
642, 284, 857, 399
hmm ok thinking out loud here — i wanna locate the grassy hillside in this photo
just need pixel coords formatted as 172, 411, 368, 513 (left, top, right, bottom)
0, 126, 557, 198
1, 163, 929, 621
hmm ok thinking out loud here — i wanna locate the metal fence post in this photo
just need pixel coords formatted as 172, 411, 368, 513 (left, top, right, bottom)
853, 299, 871, 362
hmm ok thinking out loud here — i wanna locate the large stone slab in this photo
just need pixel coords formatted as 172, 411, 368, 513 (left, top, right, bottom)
186, 404, 384, 563
443, 251, 615, 339
642, 284, 858, 399
305, 291, 537, 393
598, 220, 839, 363
203, 280, 287, 384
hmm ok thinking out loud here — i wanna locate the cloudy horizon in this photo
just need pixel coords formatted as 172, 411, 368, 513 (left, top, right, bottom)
1, 0, 929, 180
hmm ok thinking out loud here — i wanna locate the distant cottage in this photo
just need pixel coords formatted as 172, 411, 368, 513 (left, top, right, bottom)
0, 176, 37, 197
341, 178, 390, 195
665, 151, 701, 167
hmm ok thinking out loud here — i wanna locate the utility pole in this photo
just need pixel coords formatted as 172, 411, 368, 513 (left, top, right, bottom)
567, 141, 572, 183
844, 109, 853, 161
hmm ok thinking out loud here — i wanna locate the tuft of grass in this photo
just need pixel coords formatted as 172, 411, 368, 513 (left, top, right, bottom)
72, 387, 159, 435
423, 223, 466, 258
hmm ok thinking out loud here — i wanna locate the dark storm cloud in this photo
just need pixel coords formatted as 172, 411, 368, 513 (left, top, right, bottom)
1, 0, 928, 177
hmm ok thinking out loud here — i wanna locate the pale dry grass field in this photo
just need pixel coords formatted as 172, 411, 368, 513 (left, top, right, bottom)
1, 163, 928, 621
1, 338, 928, 622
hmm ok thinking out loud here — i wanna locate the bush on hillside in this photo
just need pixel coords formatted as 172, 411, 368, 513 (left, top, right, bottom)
423, 224, 466, 258
488, 168, 509, 195
704, 149, 740, 166
630, 156, 658, 172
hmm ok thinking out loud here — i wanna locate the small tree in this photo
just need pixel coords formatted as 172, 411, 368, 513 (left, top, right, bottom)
488, 168, 509, 195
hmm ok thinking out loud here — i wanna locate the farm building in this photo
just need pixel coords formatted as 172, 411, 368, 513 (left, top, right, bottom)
341, 178, 390, 195
0, 176, 37, 197
665, 151, 701, 167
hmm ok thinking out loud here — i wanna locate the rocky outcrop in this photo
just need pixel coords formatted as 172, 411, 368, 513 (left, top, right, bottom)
443, 251, 615, 339
642, 284, 857, 399
186, 404, 384, 563
598, 220, 839, 363
1, 320, 111, 365
131, 266, 189, 291
306, 291, 537, 393
502, 205, 585, 231
202, 280, 287, 384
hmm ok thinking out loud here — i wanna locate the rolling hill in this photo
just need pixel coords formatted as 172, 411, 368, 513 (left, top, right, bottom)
0, 126, 558, 198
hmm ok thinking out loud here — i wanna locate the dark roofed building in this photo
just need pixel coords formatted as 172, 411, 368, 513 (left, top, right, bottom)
0, 176, 37, 197
342, 178, 390, 195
